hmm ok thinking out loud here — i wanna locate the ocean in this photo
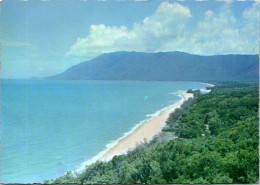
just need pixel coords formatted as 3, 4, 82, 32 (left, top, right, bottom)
1, 80, 209, 183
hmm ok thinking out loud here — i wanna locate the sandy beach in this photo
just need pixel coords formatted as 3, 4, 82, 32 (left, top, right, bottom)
99, 92, 194, 162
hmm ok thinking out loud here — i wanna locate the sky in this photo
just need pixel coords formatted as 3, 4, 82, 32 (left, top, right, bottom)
1, 0, 259, 79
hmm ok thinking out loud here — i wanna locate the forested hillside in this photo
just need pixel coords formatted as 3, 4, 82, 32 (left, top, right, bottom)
48, 51, 259, 82
45, 82, 259, 184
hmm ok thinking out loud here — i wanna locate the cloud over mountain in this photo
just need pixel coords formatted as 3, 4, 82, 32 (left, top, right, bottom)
67, 2, 258, 60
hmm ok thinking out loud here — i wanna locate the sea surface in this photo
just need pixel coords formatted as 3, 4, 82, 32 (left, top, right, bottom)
1, 80, 209, 183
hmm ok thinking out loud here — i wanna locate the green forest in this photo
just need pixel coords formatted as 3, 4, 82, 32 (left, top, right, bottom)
45, 82, 259, 184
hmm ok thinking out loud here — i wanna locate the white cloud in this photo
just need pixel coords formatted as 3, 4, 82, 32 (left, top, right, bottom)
204, 10, 213, 18
67, 24, 133, 59
187, 2, 258, 55
242, 3, 258, 22
67, 2, 192, 59
67, 1, 258, 61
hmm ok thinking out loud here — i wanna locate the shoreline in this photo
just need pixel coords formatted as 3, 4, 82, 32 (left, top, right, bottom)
74, 83, 214, 173
74, 91, 195, 173
99, 91, 194, 162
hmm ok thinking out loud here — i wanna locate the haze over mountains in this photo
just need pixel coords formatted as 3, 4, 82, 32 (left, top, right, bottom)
48, 51, 259, 82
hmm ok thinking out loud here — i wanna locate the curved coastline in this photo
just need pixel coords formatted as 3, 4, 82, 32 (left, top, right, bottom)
74, 82, 214, 173
98, 91, 193, 162
74, 91, 194, 174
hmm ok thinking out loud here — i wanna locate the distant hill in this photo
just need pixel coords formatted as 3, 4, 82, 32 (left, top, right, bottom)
48, 51, 259, 82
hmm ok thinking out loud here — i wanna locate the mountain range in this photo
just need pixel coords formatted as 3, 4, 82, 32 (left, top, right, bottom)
48, 51, 259, 82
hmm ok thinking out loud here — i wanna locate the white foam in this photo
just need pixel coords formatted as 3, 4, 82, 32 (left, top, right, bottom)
73, 91, 186, 173
73, 118, 150, 173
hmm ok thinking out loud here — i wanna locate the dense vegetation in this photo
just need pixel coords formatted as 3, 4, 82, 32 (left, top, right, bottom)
48, 51, 259, 82
45, 82, 259, 184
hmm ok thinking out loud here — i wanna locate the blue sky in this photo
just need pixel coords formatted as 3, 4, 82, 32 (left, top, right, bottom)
1, 0, 259, 79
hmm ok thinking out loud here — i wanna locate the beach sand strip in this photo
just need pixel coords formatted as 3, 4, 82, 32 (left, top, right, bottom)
99, 92, 194, 162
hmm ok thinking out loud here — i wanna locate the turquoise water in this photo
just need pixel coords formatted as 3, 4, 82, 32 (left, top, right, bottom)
1, 80, 209, 183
